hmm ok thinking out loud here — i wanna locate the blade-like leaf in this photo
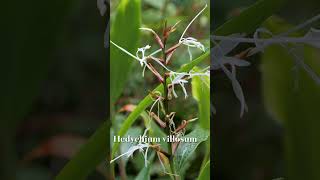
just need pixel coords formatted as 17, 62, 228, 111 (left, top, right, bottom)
55, 121, 109, 180
261, 18, 320, 180
110, 0, 141, 106
214, 0, 288, 35
192, 67, 210, 129
134, 152, 155, 180
173, 127, 209, 174
197, 160, 210, 180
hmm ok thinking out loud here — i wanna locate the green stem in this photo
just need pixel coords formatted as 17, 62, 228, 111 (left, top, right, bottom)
162, 45, 171, 153
162, 37, 176, 180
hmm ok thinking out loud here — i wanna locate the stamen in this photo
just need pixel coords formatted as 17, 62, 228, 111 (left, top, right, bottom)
111, 41, 141, 61
179, 4, 208, 42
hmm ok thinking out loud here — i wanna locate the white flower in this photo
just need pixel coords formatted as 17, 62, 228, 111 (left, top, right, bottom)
211, 35, 249, 117
180, 37, 205, 61
110, 128, 151, 167
169, 73, 189, 99
180, 37, 205, 51
110, 3, 208, 77
110, 41, 159, 77
178, 4, 207, 61
136, 45, 151, 63
169, 68, 209, 99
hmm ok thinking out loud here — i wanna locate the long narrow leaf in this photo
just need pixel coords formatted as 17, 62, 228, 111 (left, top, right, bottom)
261, 18, 320, 180
55, 121, 109, 180
197, 160, 210, 180
214, 0, 287, 35
110, 0, 141, 106
192, 66, 210, 129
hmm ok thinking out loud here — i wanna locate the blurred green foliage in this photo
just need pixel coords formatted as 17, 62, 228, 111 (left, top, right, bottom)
262, 18, 320, 180
213, 0, 320, 180
1, 0, 106, 179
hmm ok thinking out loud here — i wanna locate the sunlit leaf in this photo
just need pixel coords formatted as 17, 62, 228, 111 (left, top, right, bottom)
192, 66, 210, 129
197, 160, 210, 180
110, 0, 141, 106
173, 127, 209, 174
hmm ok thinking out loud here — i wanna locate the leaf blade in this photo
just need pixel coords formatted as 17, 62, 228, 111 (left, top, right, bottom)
197, 160, 210, 180
173, 127, 209, 174
110, 0, 141, 106
55, 121, 109, 180
214, 0, 287, 35
192, 67, 210, 129
261, 18, 320, 180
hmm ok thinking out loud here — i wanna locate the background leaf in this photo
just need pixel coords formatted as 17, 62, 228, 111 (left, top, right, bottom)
0, 0, 73, 179
261, 18, 320, 180
213, 0, 288, 35
110, 0, 141, 106
55, 121, 109, 180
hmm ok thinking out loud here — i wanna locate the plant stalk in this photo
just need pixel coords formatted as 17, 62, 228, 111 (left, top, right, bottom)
161, 36, 177, 180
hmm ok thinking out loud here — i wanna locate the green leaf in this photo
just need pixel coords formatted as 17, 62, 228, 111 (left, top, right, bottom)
192, 66, 210, 129
191, 66, 210, 172
197, 160, 210, 180
55, 121, 109, 180
261, 18, 320, 180
110, 0, 141, 106
173, 127, 209, 174
134, 152, 156, 180
120, 127, 143, 165
214, 0, 287, 35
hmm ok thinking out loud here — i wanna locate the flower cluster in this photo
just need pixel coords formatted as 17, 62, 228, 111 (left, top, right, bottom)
109, 4, 209, 174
